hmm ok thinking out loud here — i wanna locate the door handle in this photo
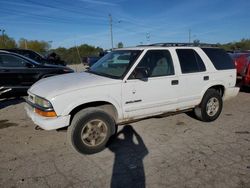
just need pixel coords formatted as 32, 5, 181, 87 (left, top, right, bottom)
171, 80, 179, 85
204, 76, 209, 81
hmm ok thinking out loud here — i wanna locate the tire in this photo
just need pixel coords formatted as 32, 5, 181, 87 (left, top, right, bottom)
194, 89, 223, 122
67, 108, 115, 154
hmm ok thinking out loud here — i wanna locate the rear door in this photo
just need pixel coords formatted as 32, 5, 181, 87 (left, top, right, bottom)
174, 48, 208, 109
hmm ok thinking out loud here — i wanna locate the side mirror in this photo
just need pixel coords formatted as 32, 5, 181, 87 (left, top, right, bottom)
135, 67, 149, 81
26, 63, 34, 68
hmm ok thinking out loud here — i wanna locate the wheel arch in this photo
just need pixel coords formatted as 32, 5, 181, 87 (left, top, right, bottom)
199, 84, 225, 105
207, 85, 225, 97
69, 101, 119, 124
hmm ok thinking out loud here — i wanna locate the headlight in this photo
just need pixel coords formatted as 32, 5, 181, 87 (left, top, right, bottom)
27, 94, 57, 117
34, 96, 52, 108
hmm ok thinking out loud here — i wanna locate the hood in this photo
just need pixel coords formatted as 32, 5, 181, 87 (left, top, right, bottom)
29, 72, 121, 99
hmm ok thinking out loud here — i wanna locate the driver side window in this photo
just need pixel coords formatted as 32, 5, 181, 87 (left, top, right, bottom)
130, 50, 174, 79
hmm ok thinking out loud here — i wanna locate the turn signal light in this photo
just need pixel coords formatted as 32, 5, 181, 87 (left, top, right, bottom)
35, 108, 57, 117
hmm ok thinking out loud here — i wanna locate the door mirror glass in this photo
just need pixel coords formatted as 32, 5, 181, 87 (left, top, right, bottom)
26, 62, 34, 68
134, 67, 149, 81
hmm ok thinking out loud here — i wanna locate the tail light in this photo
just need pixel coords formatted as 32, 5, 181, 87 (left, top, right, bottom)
234, 60, 237, 66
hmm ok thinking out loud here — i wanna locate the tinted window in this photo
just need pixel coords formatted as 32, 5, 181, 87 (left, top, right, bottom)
135, 50, 174, 77
202, 48, 235, 70
176, 49, 206, 73
247, 54, 250, 61
0, 54, 29, 67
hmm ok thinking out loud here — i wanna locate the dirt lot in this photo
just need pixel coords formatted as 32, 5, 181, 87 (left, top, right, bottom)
0, 91, 250, 188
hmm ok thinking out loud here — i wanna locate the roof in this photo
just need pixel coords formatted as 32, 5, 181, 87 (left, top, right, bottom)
0, 50, 11, 53
114, 43, 219, 51
136, 42, 218, 47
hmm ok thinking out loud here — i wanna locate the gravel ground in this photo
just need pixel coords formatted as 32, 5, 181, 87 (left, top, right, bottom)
69, 64, 86, 72
0, 90, 250, 188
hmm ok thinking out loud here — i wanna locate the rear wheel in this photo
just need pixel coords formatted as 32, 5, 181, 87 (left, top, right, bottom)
194, 89, 223, 122
67, 108, 115, 154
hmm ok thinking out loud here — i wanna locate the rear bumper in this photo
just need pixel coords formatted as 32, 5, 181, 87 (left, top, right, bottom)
25, 103, 70, 130
223, 87, 240, 101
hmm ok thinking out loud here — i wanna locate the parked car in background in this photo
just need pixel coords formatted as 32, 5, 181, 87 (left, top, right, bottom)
82, 51, 110, 67
1, 49, 67, 66
0, 50, 73, 97
229, 52, 250, 87
46, 52, 67, 66
82, 56, 100, 67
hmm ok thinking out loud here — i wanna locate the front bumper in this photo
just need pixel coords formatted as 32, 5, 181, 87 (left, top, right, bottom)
25, 103, 71, 130
223, 87, 240, 101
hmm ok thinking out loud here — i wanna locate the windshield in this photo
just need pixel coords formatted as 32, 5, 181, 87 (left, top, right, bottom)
89, 50, 142, 79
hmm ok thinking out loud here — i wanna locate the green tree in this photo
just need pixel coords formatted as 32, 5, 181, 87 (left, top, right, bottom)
193, 39, 200, 46
18, 38, 27, 49
0, 34, 17, 48
52, 44, 103, 64
117, 42, 124, 48
220, 38, 250, 51
18, 38, 51, 54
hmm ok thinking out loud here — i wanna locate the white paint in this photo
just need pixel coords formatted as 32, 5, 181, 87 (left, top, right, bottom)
26, 46, 239, 130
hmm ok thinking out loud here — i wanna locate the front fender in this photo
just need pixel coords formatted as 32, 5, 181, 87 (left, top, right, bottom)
50, 86, 123, 120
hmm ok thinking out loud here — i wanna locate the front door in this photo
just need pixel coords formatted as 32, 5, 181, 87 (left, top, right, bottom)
122, 50, 179, 119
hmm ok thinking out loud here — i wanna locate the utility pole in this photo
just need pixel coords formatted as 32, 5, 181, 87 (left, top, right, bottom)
25, 39, 28, 49
109, 14, 114, 50
75, 45, 82, 64
189, 29, 191, 43
48, 40, 53, 50
146, 32, 150, 44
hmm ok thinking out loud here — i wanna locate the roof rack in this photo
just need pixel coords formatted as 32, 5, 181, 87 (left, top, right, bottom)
137, 43, 219, 47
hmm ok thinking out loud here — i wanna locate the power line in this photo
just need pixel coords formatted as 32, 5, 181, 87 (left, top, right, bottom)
1, 8, 110, 26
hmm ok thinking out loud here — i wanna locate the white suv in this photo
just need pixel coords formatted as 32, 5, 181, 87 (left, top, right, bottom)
25, 44, 239, 154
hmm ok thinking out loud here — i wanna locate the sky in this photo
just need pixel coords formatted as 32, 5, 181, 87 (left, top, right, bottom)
0, 0, 250, 49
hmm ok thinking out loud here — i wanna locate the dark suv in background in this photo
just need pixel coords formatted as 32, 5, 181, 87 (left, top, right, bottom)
1, 49, 67, 66
0, 50, 73, 97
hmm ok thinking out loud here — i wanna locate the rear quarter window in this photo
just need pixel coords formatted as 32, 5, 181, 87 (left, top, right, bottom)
202, 48, 235, 70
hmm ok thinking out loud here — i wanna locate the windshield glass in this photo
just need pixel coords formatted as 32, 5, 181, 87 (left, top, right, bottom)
89, 50, 142, 79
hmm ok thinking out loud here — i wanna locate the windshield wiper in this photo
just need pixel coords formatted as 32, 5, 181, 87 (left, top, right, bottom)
86, 70, 120, 79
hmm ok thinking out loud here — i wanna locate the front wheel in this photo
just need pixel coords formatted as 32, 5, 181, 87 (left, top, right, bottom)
194, 89, 223, 122
67, 108, 115, 154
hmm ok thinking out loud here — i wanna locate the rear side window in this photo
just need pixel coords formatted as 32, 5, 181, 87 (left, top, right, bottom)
0, 54, 28, 67
202, 48, 235, 70
176, 49, 206, 74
